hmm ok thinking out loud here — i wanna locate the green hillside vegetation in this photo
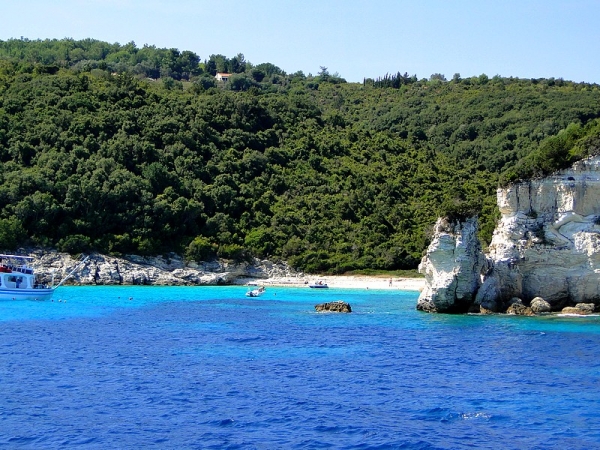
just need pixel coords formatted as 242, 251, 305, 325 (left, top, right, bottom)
0, 38, 599, 273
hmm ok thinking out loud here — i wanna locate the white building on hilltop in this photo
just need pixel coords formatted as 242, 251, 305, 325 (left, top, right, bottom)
215, 72, 231, 82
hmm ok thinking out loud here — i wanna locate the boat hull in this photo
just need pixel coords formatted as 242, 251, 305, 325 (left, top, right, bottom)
309, 285, 329, 289
0, 288, 54, 301
246, 287, 265, 297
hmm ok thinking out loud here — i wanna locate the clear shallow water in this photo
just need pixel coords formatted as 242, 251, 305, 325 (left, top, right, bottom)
1, 286, 600, 449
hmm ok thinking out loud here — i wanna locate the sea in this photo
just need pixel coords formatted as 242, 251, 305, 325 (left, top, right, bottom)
1, 286, 599, 449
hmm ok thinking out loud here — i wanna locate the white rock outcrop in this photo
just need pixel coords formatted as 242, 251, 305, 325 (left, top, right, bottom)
418, 155, 600, 313
29, 251, 299, 286
417, 217, 486, 313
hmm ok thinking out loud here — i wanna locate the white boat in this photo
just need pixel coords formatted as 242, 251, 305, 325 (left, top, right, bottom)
309, 280, 329, 288
0, 254, 88, 301
245, 286, 266, 297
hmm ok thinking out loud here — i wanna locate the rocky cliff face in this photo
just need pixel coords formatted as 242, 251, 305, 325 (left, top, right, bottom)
418, 155, 600, 313
417, 217, 486, 313
29, 251, 299, 286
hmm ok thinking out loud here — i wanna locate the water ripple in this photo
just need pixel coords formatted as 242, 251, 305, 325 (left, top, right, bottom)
1, 286, 599, 449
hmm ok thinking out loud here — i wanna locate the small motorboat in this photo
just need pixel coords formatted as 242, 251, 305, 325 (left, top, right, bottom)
309, 280, 329, 288
246, 286, 266, 297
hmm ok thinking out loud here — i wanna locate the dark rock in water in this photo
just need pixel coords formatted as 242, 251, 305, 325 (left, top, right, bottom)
478, 305, 496, 315
315, 301, 352, 313
561, 306, 589, 315
575, 303, 596, 313
562, 303, 595, 315
506, 303, 534, 316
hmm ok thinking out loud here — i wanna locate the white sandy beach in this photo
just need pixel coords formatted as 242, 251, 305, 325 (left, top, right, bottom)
236, 275, 425, 291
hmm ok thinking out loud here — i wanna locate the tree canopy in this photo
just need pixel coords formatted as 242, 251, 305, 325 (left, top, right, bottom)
0, 38, 599, 273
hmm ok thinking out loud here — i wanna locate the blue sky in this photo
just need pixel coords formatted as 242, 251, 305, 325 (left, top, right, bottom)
3, 0, 599, 83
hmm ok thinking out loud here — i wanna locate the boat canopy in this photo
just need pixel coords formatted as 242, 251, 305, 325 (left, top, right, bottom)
0, 254, 34, 260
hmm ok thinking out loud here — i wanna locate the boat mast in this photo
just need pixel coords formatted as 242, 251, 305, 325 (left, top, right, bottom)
53, 255, 90, 289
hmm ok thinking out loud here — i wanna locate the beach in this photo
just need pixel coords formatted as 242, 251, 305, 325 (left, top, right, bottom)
236, 275, 425, 291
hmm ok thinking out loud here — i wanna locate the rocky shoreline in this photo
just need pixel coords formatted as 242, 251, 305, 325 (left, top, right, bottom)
28, 250, 426, 291
30, 250, 302, 287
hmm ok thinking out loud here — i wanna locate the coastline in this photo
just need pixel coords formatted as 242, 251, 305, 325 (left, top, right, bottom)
31, 250, 426, 291
234, 275, 425, 291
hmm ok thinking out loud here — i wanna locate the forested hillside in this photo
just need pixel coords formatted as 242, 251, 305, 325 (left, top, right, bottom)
1, 38, 599, 273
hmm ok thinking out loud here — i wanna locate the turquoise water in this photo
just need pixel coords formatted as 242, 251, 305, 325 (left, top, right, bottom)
1, 286, 599, 449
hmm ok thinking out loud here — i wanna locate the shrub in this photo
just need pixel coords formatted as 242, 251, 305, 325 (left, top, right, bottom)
0, 218, 26, 250
185, 236, 217, 262
438, 198, 482, 223
244, 228, 275, 257
217, 243, 248, 262
57, 234, 92, 254
499, 120, 600, 186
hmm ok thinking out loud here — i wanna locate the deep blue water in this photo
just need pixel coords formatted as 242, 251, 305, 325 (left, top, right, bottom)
1, 286, 600, 449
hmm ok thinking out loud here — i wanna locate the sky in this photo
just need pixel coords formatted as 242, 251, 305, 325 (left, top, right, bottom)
2, 0, 599, 83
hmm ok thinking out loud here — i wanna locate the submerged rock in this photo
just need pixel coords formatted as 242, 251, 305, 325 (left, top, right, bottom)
315, 301, 352, 313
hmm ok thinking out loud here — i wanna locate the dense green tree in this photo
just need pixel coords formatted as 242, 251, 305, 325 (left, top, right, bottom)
0, 38, 598, 273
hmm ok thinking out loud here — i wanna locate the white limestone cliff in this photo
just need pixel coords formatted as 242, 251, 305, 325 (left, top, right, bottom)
418, 155, 600, 313
417, 217, 486, 313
